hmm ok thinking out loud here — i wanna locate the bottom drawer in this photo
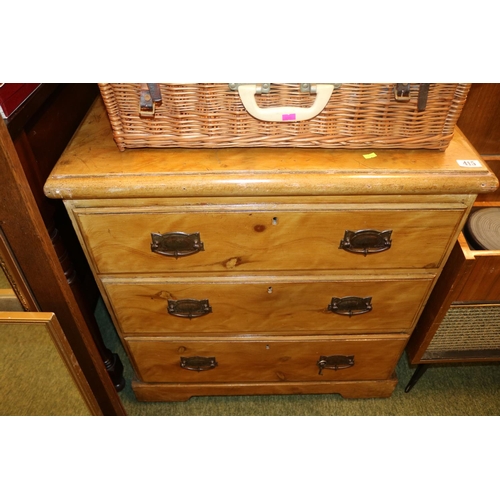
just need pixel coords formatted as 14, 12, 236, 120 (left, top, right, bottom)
125, 334, 407, 383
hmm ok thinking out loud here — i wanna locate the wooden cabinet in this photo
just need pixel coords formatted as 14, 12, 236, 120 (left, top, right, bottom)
1, 90, 126, 415
44, 96, 497, 402
405, 84, 500, 390
3, 84, 126, 393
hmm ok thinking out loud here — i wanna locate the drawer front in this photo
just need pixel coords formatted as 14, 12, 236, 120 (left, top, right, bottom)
75, 206, 464, 273
105, 276, 433, 334
453, 233, 500, 302
125, 335, 407, 383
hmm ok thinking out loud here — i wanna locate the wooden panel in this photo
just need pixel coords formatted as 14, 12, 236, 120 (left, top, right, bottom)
457, 83, 500, 155
407, 232, 500, 363
132, 377, 399, 401
75, 205, 465, 273
104, 276, 433, 334
10, 84, 101, 310
476, 160, 500, 204
0, 117, 125, 415
406, 238, 473, 363
454, 253, 500, 302
12, 84, 99, 181
126, 334, 407, 384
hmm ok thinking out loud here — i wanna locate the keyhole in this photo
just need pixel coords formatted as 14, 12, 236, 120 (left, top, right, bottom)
268, 287, 273, 294
272, 217, 278, 225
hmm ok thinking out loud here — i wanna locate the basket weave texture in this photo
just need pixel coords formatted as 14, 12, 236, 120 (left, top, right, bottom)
98, 83, 471, 151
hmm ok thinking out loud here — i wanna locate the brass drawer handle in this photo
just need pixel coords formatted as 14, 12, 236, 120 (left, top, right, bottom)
339, 229, 392, 256
180, 356, 218, 371
328, 296, 372, 317
317, 355, 354, 375
167, 299, 212, 319
151, 231, 204, 258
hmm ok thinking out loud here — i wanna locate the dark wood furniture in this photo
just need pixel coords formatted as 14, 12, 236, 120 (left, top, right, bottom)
405, 83, 500, 391
1, 85, 125, 415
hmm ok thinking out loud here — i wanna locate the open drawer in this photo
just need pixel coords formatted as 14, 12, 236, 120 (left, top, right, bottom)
407, 229, 500, 364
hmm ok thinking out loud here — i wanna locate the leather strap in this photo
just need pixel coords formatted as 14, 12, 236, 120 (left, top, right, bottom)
417, 83, 430, 111
394, 83, 411, 101
147, 84, 162, 103
139, 84, 162, 116
394, 83, 431, 111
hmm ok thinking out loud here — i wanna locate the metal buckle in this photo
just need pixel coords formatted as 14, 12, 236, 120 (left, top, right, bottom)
394, 83, 411, 101
229, 83, 271, 94
139, 90, 155, 116
139, 84, 162, 117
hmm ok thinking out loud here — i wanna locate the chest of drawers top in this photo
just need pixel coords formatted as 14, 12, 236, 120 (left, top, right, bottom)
44, 99, 498, 201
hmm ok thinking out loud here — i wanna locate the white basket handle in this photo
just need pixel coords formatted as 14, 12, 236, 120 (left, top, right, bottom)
236, 84, 336, 122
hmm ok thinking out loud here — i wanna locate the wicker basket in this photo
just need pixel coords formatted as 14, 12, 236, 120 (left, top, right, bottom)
98, 83, 471, 151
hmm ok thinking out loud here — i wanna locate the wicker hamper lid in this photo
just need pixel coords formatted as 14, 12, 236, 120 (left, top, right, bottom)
466, 208, 500, 250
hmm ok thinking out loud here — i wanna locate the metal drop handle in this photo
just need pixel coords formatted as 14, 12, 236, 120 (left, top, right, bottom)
168, 299, 212, 319
151, 231, 204, 258
180, 356, 218, 372
339, 229, 392, 256
328, 296, 372, 317
317, 355, 355, 375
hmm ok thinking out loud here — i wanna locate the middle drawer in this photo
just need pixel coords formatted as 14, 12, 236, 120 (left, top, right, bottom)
104, 275, 434, 335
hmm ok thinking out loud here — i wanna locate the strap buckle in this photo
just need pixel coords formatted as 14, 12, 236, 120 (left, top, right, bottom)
139, 84, 162, 117
394, 83, 411, 101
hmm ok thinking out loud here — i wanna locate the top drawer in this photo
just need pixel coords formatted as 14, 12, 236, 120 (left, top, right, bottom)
73, 203, 465, 274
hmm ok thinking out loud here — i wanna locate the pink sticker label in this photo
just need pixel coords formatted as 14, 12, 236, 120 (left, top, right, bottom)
282, 113, 296, 121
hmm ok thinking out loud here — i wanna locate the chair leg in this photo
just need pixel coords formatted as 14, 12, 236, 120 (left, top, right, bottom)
405, 364, 429, 393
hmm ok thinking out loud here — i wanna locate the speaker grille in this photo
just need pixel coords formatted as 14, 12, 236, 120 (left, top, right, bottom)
423, 304, 500, 359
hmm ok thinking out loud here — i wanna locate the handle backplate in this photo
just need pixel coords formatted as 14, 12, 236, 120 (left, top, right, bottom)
151, 231, 204, 258
168, 299, 212, 319
339, 229, 392, 256
328, 296, 372, 317
317, 355, 355, 375
180, 356, 218, 372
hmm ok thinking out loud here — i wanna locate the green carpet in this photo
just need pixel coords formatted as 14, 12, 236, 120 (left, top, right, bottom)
95, 300, 500, 416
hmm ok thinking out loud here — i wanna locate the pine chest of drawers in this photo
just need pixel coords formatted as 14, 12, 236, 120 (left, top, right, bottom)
44, 98, 498, 401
